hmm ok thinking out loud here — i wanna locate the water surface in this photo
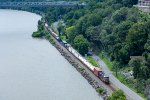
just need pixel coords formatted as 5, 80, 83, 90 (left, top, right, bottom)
0, 9, 101, 100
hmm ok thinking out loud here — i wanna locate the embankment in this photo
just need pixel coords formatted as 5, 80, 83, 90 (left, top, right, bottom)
45, 26, 115, 100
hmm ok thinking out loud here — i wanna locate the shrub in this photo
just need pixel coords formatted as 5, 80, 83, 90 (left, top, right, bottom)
107, 90, 126, 100
96, 87, 105, 95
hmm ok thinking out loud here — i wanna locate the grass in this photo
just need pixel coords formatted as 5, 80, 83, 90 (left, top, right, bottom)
99, 52, 113, 70
49, 38, 55, 44
60, 36, 67, 41
87, 56, 99, 67
96, 87, 106, 95
114, 70, 147, 99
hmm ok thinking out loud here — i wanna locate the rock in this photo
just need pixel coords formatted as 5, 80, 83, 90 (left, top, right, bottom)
51, 38, 108, 97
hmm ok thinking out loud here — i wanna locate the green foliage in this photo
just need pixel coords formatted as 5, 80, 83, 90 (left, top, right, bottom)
60, 36, 66, 41
63, 9, 86, 26
114, 0, 138, 6
113, 61, 120, 77
32, 20, 46, 38
96, 87, 105, 95
145, 79, 150, 99
57, 21, 64, 35
85, 26, 100, 42
113, 21, 132, 41
43, 0, 150, 97
45, 33, 51, 40
146, 53, 150, 64
121, 0, 138, 6
45, 7, 73, 25
65, 26, 77, 44
79, 67, 85, 71
112, 7, 128, 23
145, 34, 150, 52
129, 59, 150, 79
32, 31, 43, 37
107, 90, 126, 100
74, 35, 89, 56
126, 22, 148, 56
49, 38, 55, 44
99, 52, 113, 70
87, 56, 99, 67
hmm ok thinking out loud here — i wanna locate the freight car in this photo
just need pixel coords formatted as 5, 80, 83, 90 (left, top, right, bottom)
67, 45, 109, 84
45, 23, 110, 84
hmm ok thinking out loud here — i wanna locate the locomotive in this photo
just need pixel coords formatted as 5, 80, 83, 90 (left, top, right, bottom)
94, 67, 109, 84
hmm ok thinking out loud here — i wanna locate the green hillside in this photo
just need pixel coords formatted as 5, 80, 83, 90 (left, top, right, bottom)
44, 0, 150, 98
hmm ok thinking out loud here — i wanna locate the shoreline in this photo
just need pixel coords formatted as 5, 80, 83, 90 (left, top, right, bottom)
0, 7, 144, 100
44, 26, 115, 100
0, 8, 113, 99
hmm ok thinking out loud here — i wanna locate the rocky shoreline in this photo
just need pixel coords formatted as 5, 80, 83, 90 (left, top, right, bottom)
53, 43, 108, 99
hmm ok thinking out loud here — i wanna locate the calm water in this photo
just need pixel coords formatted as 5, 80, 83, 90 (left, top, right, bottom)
0, 10, 101, 100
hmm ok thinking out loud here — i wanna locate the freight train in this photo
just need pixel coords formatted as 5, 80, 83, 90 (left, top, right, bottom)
45, 23, 110, 84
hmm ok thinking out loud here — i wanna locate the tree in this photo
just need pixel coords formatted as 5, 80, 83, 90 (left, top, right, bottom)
122, 0, 138, 6
145, 79, 150, 99
112, 43, 123, 61
136, 79, 146, 93
85, 26, 100, 42
127, 8, 142, 23
65, 26, 77, 44
142, 65, 150, 79
76, 16, 88, 35
113, 21, 132, 41
57, 21, 64, 36
86, 13, 102, 26
144, 34, 150, 52
108, 90, 126, 100
129, 59, 150, 79
118, 45, 130, 63
113, 61, 120, 77
112, 7, 128, 23
126, 22, 148, 56
129, 59, 142, 79
74, 35, 89, 56
146, 53, 150, 65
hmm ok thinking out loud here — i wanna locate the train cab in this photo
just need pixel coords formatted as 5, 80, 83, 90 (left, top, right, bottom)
99, 71, 109, 84
103, 75, 109, 84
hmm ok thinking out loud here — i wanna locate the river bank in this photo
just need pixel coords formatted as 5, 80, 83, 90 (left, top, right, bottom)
4, 7, 128, 99
43, 24, 115, 99
10, 3, 144, 99
0, 9, 102, 100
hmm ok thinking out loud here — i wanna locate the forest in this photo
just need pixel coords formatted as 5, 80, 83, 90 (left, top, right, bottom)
43, 0, 150, 98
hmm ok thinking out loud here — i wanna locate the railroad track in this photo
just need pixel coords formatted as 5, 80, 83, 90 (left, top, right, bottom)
45, 26, 116, 94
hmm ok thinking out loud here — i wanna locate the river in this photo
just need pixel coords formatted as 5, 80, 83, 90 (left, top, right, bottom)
0, 10, 102, 100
